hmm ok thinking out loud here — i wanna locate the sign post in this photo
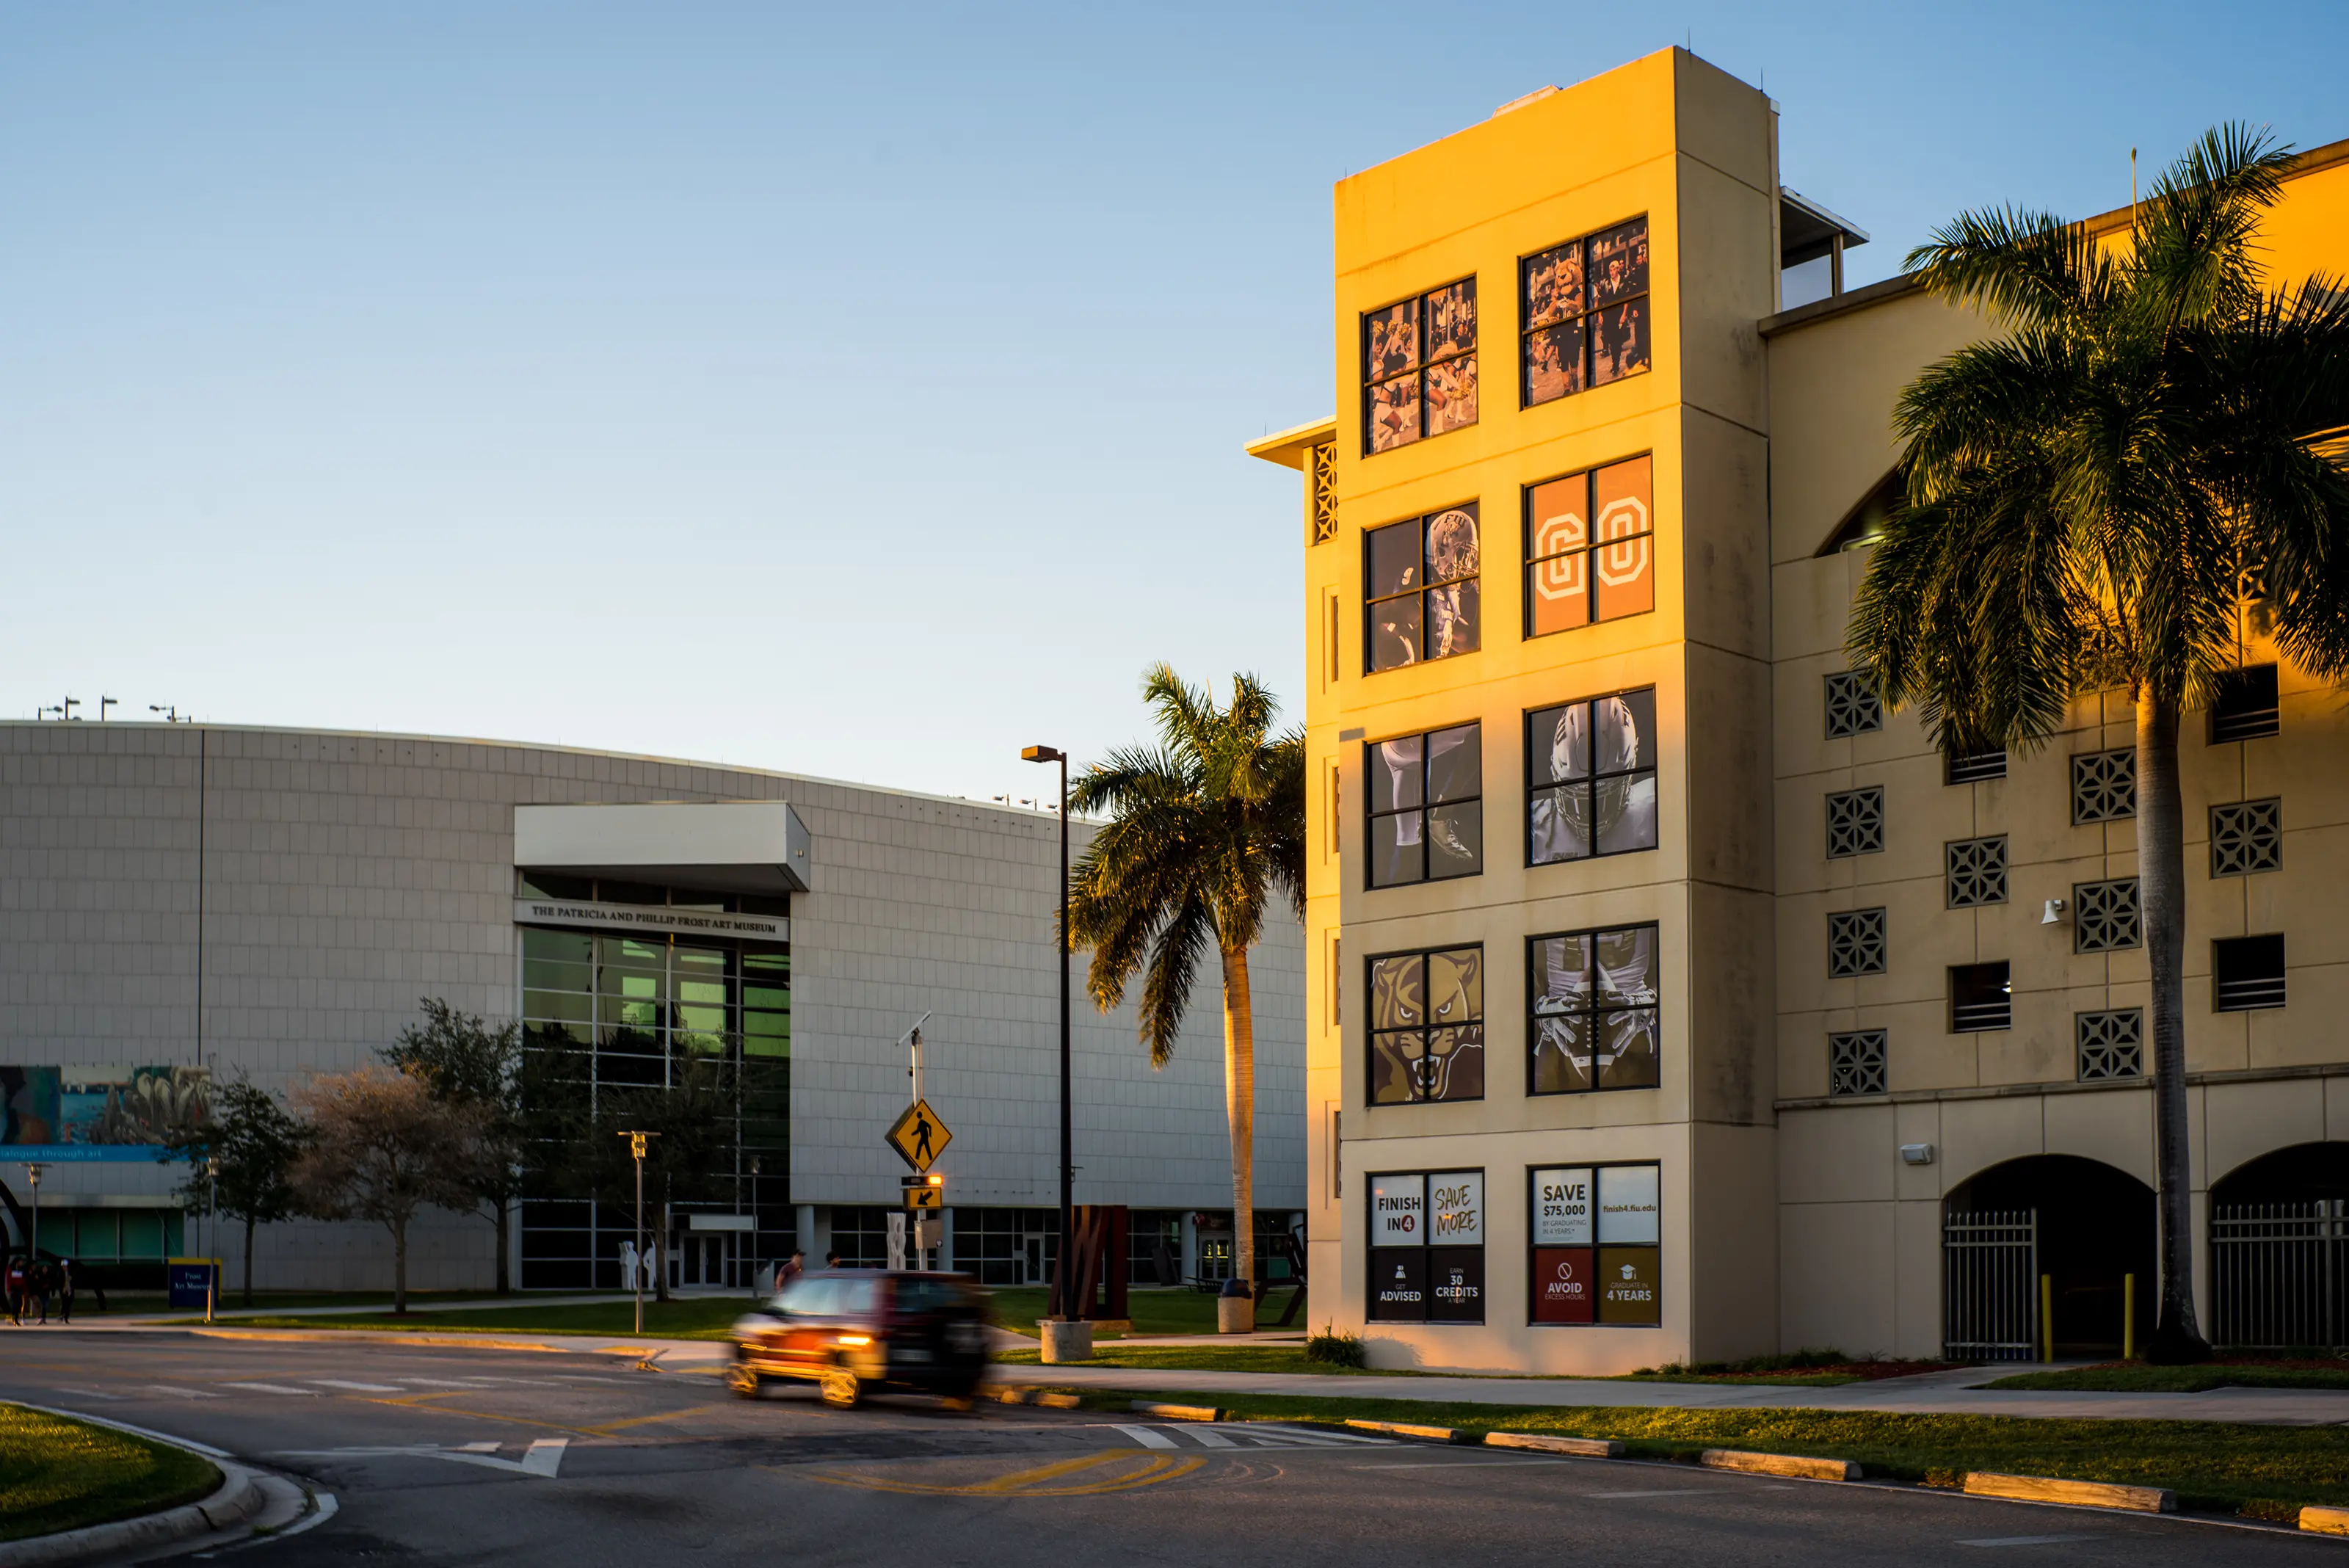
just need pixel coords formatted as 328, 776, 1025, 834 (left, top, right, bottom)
884, 1016, 951, 1268
617, 1130, 658, 1334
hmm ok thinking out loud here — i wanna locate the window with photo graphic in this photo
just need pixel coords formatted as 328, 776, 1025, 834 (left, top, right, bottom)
1527, 687, 1658, 865
1362, 278, 1478, 454
1366, 723, 1481, 888
1524, 457, 1653, 636
1521, 217, 1651, 406
1528, 924, 1660, 1095
1365, 504, 1481, 672
1368, 1170, 1484, 1324
1367, 946, 1484, 1104
1528, 1163, 1659, 1325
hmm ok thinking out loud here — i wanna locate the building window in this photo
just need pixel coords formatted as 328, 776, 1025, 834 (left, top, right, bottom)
1528, 1163, 1659, 1325
1826, 787, 1885, 858
2210, 799, 2282, 876
2076, 1010, 2143, 1081
1823, 672, 1883, 738
1946, 836, 2009, 907
2214, 934, 2287, 1012
2072, 749, 2136, 824
1826, 909, 1888, 978
1945, 749, 2008, 785
1523, 457, 1654, 635
1368, 946, 1485, 1104
1528, 926, 1660, 1095
1829, 1030, 1889, 1096
1521, 218, 1650, 405
1368, 1170, 1485, 1324
829, 1207, 893, 1270
1366, 724, 1482, 887
1365, 505, 1481, 672
2072, 878, 2143, 954
1362, 280, 1477, 454
2210, 664, 2279, 743
1950, 961, 2012, 1033
1526, 689, 1658, 864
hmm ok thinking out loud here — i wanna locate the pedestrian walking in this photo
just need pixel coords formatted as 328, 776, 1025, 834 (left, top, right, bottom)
773, 1249, 805, 1294
27, 1257, 53, 1325
3, 1254, 23, 1326
56, 1256, 75, 1324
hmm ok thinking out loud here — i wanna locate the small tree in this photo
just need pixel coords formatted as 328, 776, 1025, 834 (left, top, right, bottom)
569, 1053, 742, 1304
158, 1076, 307, 1307
291, 1064, 485, 1314
384, 999, 526, 1295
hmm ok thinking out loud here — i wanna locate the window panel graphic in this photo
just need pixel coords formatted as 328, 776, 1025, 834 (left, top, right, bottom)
1524, 457, 1653, 636
1368, 946, 1485, 1104
1521, 218, 1649, 406
1363, 278, 1477, 453
1527, 688, 1657, 865
1365, 505, 1481, 672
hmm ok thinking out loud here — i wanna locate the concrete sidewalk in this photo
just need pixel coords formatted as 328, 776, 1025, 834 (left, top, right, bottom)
992, 1360, 2349, 1426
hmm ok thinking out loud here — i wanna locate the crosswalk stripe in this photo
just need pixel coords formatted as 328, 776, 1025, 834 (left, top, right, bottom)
1108, 1424, 1179, 1450
51, 1387, 125, 1401
223, 1382, 317, 1395
144, 1385, 221, 1399
1179, 1426, 1237, 1448
308, 1379, 404, 1393
1242, 1423, 1393, 1445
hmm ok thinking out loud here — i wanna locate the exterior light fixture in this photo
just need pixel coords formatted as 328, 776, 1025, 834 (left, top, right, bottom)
1900, 1143, 1935, 1166
2041, 898, 2066, 925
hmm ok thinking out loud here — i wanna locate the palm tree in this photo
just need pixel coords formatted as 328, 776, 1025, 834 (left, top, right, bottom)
1067, 665, 1306, 1326
1849, 127, 2349, 1362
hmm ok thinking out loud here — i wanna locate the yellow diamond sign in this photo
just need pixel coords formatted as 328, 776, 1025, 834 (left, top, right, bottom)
885, 1098, 952, 1173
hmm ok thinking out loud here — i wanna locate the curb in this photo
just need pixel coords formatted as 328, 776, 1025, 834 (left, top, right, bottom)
2302, 1506, 2349, 1535
1702, 1448, 1860, 1482
189, 1326, 727, 1361
1484, 1431, 1624, 1458
992, 1387, 1083, 1409
1130, 1401, 1223, 1422
1344, 1418, 1466, 1443
1963, 1471, 2176, 1513
0, 1449, 261, 1568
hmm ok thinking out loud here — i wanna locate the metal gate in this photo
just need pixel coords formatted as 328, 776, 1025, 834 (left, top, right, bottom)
2211, 1200, 2349, 1349
1944, 1209, 2038, 1360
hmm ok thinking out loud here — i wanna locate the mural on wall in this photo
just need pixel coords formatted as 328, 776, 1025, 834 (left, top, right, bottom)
2, 1065, 211, 1158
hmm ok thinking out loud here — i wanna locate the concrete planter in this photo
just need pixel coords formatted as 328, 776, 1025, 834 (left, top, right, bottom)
1039, 1318, 1094, 1363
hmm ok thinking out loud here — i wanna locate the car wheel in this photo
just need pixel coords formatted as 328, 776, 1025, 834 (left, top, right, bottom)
819, 1367, 861, 1409
726, 1364, 763, 1400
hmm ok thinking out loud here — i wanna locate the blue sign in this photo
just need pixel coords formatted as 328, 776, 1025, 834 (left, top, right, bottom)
7, 1144, 166, 1164
167, 1260, 219, 1310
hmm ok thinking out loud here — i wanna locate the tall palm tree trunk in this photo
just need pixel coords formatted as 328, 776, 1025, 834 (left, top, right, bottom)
2138, 691, 2210, 1360
1221, 945, 1257, 1326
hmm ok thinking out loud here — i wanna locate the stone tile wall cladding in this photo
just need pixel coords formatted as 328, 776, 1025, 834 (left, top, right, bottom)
0, 722, 1303, 1291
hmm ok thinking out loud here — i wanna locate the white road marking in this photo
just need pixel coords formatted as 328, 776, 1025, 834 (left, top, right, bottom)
1244, 1423, 1391, 1445
1958, 1536, 2097, 1549
143, 1385, 221, 1399
1179, 1426, 1237, 1448
1586, 1489, 1702, 1498
519, 1439, 567, 1478
308, 1379, 405, 1393
222, 1382, 319, 1395
393, 1377, 496, 1387
1356, 1459, 1562, 1470
1109, 1425, 1179, 1450
50, 1387, 126, 1401
269, 1440, 567, 1479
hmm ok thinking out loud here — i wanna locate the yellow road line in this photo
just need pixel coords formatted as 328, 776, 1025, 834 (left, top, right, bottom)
585, 1404, 728, 1435
799, 1449, 1205, 1498
364, 1391, 606, 1438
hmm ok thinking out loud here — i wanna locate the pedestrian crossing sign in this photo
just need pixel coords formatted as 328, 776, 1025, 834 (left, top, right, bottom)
885, 1097, 952, 1172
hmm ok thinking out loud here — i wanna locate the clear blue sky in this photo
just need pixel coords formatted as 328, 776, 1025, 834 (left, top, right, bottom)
6, 2, 2343, 801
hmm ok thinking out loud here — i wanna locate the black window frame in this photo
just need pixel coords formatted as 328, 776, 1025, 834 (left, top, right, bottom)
1526, 923, 1662, 1097
1519, 216, 1652, 409
1364, 722, 1484, 890
1363, 504, 1482, 673
1521, 457, 1656, 638
1361, 277, 1478, 455
1524, 686, 1659, 867
1950, 960, 2012, 1033
1365, 944, 1486, 1106
2214, 934, 2287, 1012
1367, 1168, 1486, 1326
1526, 1161, 1660, 1327
2210, 664, 2280, 744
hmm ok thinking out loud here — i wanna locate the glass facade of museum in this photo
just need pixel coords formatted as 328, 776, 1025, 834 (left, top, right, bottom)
513, 876, 792, 1289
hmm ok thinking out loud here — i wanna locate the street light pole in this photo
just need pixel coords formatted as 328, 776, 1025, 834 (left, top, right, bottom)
24, 1162, 43, 1282
619, 1130, 658, 1335
1020, 745, 1072, 1318
205, 1157, 219, 1325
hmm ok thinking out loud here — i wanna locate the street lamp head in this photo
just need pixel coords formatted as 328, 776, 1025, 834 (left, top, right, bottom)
1020, 745, 1065, 765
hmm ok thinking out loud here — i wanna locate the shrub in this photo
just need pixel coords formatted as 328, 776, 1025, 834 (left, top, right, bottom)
1304, 1326, 1367, 1368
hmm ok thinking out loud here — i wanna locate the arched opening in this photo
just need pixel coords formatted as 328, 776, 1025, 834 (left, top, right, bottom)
2210, 1142, 2349, 1349
1943, 1155, 2154, 1359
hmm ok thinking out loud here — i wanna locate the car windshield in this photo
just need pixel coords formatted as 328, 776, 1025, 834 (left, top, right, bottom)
892, 1278, 976, 1315
837, 1277, 879, 1316
779, 1277, 836, 1317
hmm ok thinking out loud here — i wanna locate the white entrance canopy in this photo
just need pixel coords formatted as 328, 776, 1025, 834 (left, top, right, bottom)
514, 801, 813, 895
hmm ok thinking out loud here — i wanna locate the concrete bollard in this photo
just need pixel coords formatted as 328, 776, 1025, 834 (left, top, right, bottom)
1039, 1318, 1094, 1363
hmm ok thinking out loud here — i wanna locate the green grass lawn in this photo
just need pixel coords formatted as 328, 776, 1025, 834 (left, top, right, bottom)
134, 1290, 537, 1316
1987, 1360, 2349, 1393
209, 1297, 753, 1341
1023, 1384, 2349, 1518
0, 1404, 222, 1543
992, 1345, 1921, 1384
984, 1286, 1303, 1337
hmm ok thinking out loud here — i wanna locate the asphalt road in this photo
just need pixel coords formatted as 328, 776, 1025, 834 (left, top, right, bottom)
1, 1332, 2338, 1567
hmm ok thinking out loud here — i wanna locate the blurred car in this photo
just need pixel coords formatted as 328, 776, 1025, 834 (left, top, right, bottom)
728, 1268, 991, 1408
